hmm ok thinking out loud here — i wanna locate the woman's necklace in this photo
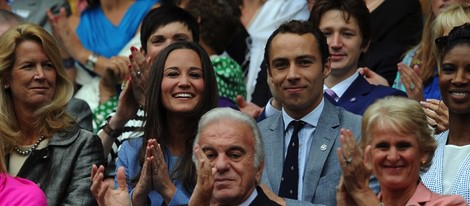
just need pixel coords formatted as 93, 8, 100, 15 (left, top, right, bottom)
14, 136, 45, 156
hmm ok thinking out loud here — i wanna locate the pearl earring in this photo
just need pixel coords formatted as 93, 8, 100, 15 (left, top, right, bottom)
4, 84, 9, 89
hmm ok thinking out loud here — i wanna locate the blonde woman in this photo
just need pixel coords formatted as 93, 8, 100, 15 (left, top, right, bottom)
336, 96, 467, 206
0, 23, 104, 206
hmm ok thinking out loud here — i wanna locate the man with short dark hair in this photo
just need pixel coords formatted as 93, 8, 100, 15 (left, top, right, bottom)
310, 0, 407, 115
258, 20, 361, 205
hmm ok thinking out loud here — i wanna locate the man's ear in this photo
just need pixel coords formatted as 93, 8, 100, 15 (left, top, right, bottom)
267, 70, 274, 87
361, 40, 371, 53
323, 57, 331, 79
266, 62, 272, 77
255, 161, 265, 184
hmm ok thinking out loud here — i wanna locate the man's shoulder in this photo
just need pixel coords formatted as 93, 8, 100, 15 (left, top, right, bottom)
256, 101, 362, 130
371, 84, 408, 97
324, 102, 362, 137
337, 106, 362, 121
353, 74, 407, 98
324, 99, 362, 121
257, 112, 281, 130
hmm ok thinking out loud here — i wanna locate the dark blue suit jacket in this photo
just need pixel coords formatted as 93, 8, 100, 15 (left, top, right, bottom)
325, 75, 407, 115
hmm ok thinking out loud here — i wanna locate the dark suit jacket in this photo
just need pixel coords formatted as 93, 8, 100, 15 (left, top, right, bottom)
327, 75, 407, 115
252, 62, 271, 107
257, 99, 362, 206
256, 75, 407, 122
250, 186, 281, 206
363, 0, 423, 86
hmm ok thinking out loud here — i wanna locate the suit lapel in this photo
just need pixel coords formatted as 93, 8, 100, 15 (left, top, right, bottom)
302, 100, 341, 201
264, 113, 286, 194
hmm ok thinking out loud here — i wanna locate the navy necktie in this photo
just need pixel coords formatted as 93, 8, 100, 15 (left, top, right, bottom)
279, 120, 305, 199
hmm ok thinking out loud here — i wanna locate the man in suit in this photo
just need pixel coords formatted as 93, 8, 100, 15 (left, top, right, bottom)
252, 0, 407, 117
257, 20, 361, 205
310, 0, 406, 115
191, 107, 280, 206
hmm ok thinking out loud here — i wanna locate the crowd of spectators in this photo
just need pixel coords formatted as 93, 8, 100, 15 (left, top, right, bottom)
0, 0, 469, 205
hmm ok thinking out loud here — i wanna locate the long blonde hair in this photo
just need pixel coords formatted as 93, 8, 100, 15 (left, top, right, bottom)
0, 23, 75, 151
411, 1, 437, 84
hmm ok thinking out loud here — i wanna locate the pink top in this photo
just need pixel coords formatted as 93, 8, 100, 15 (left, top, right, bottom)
379, 182, 468, 206
0, 173, 47, 206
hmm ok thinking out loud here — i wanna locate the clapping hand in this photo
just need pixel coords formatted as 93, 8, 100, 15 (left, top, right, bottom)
90, 165, 130, 206
148, 139, 177, 205
189, 144, 216, 206
128, 46, 151, 106
420, 99, 449, 134
398, 63, 424, 101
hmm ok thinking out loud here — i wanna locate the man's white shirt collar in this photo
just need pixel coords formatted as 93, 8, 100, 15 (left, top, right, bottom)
323, 72, 359, 99
238, 187, 258, 206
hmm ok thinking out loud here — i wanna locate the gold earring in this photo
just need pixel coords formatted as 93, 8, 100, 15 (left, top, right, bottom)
421, 160, 426, 166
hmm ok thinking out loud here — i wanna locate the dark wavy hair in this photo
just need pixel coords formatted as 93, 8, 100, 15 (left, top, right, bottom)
309, 0, 371, 49
185, 0, 240, 54
135, 41, 218, 191
140, 6, 199, 53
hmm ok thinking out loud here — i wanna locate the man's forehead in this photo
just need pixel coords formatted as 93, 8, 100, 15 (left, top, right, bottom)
273, 32, 316, 43
198, 120, 255, 144
270, 33, 319, 58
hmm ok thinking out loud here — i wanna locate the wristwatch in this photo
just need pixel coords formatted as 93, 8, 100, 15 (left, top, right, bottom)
85, 52, 99, 70
102, 119, 123, 139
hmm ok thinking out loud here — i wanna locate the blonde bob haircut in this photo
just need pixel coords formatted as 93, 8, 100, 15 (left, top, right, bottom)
0, 23, 74, 151
359, 96, 437, 173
